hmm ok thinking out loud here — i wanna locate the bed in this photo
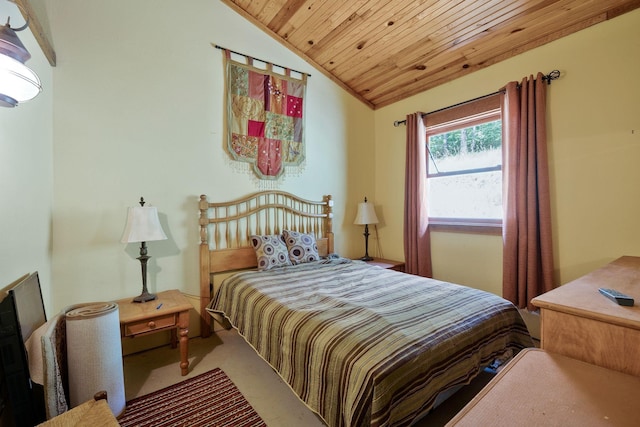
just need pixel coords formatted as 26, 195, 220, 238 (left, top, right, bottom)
198, 191, 533, 427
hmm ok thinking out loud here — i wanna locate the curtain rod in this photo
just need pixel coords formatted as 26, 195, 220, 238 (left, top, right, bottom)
393, 69, 560, 127
213, 44, 311, 77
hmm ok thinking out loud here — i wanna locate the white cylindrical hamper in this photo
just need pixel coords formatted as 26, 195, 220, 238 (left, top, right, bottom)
66, 302, 125, 417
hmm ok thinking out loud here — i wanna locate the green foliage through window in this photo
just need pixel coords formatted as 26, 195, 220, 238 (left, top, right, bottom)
429, 120, 501, 160
427, 118, 503, 221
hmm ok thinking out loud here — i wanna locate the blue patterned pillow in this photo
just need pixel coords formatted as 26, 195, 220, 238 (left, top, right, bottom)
250, 234, 292, 271
282, 230, 319, 265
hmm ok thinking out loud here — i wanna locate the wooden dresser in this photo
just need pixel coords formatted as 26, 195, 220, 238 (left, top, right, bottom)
531, 256, 640, 376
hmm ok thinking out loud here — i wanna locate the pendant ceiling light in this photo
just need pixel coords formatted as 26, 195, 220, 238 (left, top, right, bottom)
0, 13, 41, 108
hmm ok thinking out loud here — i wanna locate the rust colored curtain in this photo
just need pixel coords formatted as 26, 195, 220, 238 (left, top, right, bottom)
501, 73, 554, 310
403, 112, 433, 277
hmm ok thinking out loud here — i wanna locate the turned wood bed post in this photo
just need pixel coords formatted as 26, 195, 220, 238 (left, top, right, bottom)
199, 194, 212, 338
324, 194, 335, 254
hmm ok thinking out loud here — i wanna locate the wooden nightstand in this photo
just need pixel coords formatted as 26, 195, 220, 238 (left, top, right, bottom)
364, 258, 405, 272
117, 289, 192, 376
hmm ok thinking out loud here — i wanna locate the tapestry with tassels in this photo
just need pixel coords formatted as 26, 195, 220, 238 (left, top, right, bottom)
223, 49, 307, 181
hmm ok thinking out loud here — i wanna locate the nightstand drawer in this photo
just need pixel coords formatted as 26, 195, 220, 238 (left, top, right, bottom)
123, 313, 177, 337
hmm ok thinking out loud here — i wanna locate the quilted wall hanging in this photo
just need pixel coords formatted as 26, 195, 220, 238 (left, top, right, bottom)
221, 48, 308, 181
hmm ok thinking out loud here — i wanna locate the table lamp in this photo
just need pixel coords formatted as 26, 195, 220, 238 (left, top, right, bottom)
121, 197, 167, 302
353, 197, 378, 261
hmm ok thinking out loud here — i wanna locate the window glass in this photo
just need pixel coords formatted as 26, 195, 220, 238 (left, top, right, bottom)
427, 115, 502, 222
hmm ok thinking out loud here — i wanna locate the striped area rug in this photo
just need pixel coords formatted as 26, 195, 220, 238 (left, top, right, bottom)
118, 368, 266, 427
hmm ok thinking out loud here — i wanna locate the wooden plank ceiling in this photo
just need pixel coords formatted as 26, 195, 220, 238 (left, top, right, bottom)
221, 0, 640, 109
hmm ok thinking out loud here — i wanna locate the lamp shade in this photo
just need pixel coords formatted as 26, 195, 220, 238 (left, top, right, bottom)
353, 199, 379, 225
120, 206, 167, 243
0, 23, 41, 107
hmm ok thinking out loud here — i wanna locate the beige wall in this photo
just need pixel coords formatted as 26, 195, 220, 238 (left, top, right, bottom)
3, 2, 639, 339
373, 9, 640, 295
46, 0, 373, 334
0, 3, 53, 307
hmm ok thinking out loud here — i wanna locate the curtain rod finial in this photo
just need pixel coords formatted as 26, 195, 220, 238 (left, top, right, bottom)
544, 69, 561, 85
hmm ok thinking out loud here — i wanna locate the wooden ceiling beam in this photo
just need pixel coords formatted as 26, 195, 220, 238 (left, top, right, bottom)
14, 0, 56, 66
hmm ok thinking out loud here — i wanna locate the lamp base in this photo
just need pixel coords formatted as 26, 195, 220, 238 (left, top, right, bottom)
360, 255, 374, 261
132, 291, 157, 303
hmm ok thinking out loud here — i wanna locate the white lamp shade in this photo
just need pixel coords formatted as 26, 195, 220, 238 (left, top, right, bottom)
354, 200, 379, 225
120, 206, 167, 243
0, 54, 41, 107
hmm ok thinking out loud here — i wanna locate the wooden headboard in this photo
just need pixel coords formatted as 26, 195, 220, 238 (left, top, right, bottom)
198, 191, 334, 337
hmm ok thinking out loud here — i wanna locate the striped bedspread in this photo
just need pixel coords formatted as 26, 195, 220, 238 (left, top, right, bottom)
208, 259, 532, 427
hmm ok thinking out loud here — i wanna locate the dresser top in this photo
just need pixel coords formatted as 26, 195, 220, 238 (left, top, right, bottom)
531, 256, 640, 329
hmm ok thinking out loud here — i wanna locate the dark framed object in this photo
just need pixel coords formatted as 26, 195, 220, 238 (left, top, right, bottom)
0, 272, 47, 426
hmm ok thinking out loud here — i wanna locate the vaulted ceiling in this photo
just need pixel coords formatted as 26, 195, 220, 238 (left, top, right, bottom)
221, 0, 640, 109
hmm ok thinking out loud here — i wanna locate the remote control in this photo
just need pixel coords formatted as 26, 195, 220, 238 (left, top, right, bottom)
598, 288, 634, 306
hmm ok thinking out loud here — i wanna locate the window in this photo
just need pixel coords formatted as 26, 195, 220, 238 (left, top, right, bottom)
425, 94, 502, 233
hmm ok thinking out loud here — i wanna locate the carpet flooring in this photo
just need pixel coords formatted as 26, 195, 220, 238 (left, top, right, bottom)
122, 329, 512, 426
118, 368, 266, 427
